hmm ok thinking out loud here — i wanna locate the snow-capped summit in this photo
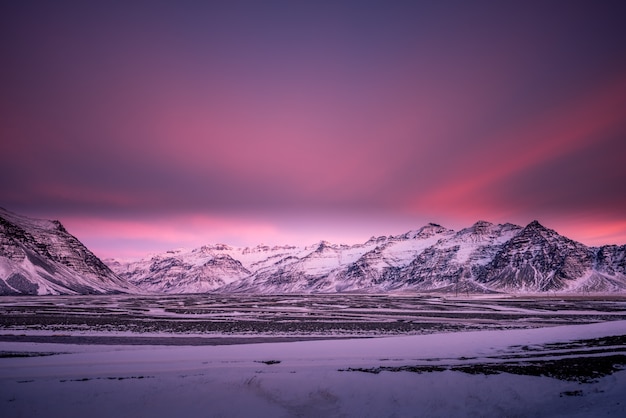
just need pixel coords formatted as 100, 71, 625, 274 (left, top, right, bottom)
477, 220, 621, 292
399, 223, 450, 240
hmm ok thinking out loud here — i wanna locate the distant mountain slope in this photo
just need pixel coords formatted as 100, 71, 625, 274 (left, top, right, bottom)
107, 248, 252, 294
0, 208, 135, 295
107, 221, 626, 294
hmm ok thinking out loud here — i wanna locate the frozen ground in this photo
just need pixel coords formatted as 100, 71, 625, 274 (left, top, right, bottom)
2, 294, 626, 340
1, 295, 626, 417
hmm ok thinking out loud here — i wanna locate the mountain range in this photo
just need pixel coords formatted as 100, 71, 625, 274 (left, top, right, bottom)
1, 207, 625, 295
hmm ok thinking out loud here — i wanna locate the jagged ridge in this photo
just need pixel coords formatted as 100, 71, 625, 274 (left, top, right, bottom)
108, 220, 626, 294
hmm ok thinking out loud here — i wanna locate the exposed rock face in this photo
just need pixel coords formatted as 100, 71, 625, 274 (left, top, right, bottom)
477, 221, 595, 292
108, 220, 626, 294
595, 245, 626, 276
0, 208, 134, 295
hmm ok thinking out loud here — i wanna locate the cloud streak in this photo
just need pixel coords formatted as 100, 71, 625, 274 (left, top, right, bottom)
411, 74, 626, 215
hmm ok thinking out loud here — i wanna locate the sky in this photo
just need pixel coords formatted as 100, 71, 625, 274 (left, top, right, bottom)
2, 1, 626, 259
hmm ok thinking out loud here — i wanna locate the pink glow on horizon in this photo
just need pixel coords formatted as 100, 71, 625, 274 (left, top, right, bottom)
556, 219, 626, 248
62, 214, 283, 259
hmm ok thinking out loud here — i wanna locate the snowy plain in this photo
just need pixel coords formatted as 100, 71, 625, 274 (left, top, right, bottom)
1, 295, 626, 417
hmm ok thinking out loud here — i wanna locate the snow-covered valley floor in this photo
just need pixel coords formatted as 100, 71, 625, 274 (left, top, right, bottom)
1, 295, 626, 417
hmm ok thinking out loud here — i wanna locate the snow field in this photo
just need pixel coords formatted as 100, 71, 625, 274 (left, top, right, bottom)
2, 320, 625, 417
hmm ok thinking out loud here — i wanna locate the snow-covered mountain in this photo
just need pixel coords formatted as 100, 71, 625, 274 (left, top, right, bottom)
0, 208, 135, 295
107, 220, 626, 294
106, 246, 253, 294
477, 221, 626, 293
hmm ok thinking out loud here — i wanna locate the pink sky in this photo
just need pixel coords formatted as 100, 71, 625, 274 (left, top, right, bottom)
2, 2, 626, 258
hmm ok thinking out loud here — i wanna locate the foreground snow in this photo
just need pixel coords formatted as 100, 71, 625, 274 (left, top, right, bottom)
2, 321, 625, 417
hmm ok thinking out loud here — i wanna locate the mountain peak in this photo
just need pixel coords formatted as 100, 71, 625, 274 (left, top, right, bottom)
315, 240, 333, 250
50, 220, 68, 233
522, 220, 555, 237
417, 223, 446, 235
527, 220, 544, 229
365, 235, 388, 245
465, 220, 495, 234
472, 220, 493, 228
